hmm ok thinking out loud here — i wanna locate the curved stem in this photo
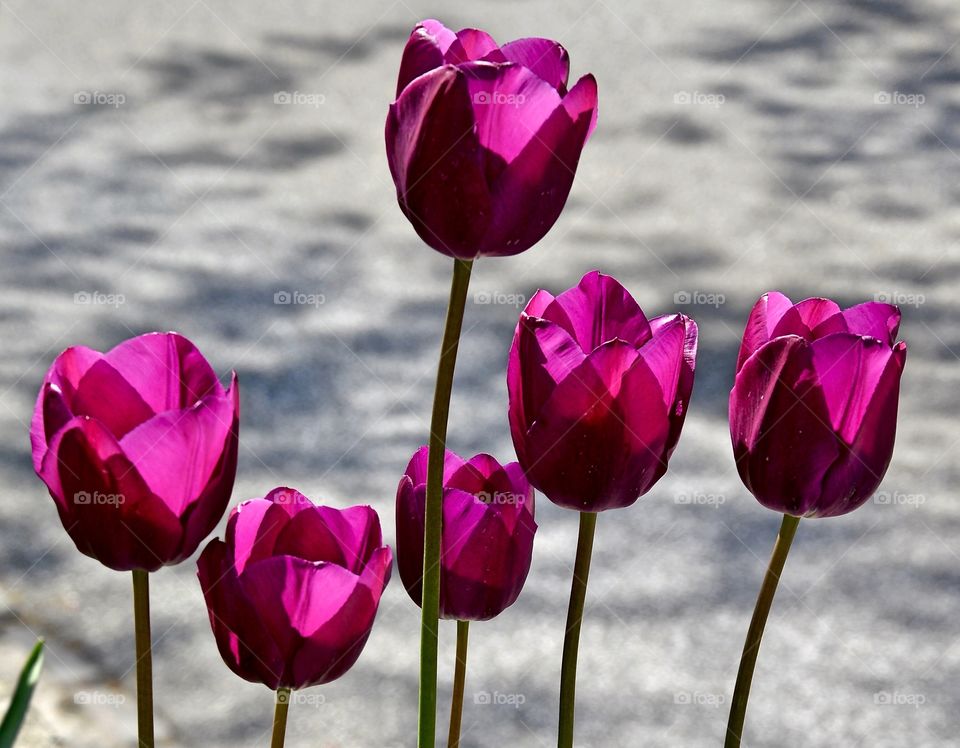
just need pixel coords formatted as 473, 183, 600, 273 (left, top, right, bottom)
725, 513, 801, 747
447, 620, 470, 748
558, 511, 598, 748
271, 688, 291, 748
419, 258, 474, 748
131, 570, 154, 748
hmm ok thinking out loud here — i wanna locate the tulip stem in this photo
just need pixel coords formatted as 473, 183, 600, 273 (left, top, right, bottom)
447, 620, 470, 748
271, 688, 291, 748
419, 257, 474, 748
725, 513, 801, 747
558, 511, 598, 748
131, 569, 154, 748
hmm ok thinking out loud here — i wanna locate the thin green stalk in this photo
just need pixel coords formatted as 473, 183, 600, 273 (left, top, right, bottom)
558, 511, 598, 748
419, 258, 474, 748
447, 620, 470, 748
272, 688, 291, 748
132, 569, 154, 748
725, 513, 801, 747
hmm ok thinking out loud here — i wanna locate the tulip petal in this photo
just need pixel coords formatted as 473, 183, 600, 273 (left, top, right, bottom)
817, 341, 906, 517
447, 28, 501, 63
736, 292, 794, 371
43, 417, 182, 571
227, 497, 295, 574
524, 340, 670, 510
649, 314, 698, 457
543, 271, 651, 352
70, 360, 155, 438
119, 389, 234, 516
770, 297, 842, 342
197, 540, 286, 689
385, 66, 493, 258
730, 336, 839, 516
395, 19, 457, 96
498, 38, 570, 91
104, 332, 224, 414
637, 316, 686, 409
812, 302, 901, 344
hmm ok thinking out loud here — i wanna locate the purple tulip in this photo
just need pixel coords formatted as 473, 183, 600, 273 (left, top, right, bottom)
396, 447, 536, 620
730, 292, 907, 518
30, 332, 239, 571
508, 271, 698, 512
197, 488, 392, 690
385, 19, 598, 259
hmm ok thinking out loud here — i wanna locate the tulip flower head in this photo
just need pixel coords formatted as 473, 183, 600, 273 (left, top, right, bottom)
730, 293, 907, 518
197, 488, 393, 690
396, 447, 537, 621
508, 271, 698, 512
386, 19, 598, 259
30, 332, 239, 571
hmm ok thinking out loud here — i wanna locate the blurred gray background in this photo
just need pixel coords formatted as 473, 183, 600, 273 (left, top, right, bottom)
0, 0, 957, 745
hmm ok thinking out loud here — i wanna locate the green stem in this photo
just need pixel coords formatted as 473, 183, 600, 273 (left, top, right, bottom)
131, 569, 154, 748
419, 258, 474, 748
725, 513, 801, 748
447, 620, 470, 748
271, 688, 291, 748
558, 511, 598, 748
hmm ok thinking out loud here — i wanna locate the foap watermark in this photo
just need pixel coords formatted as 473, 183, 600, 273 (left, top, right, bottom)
673, 91, 725, 108
274, 290, 325, 308
74, 291, 125, 308
674, 290, 725, 308
74, 90, 126, 108
274, 91, 325, 108
874, 690, 926, 709
475, 491, 525, 506
675, 491, 726, 508
874, 491, 925, 508
473, 91, 526, 107
74, 690, 126, 707
874, 291, 925, 308
674, 690, 726, 708
873, 91, 925, 109
74, 491, 125, 507
277, 690, 326, 708
474, 291, 526, 308
474, 690, 526, 709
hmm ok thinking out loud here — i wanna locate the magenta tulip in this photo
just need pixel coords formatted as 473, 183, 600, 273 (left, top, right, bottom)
508, 271, 698, 512
396, 447, 536, 620
197, 488, 392, 690
730, 292, 907, 517
30, 332, 239, 572
385, 19, 598, 259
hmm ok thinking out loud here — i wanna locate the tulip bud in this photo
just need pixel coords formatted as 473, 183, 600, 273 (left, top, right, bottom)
30, 332, 239, 571
508, 271, 698, 512
385, 19, 598, 259
396, 447, 536, 620
730, 293, 907, 517
197, 488, 392, 690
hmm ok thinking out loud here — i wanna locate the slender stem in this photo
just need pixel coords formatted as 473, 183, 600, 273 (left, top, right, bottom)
419, 258, 474, 748
271, 688, 291, 748
447, 620, 470, 748
558, 511, 598, 748
131, 569, 154, 748
725, 513, 801, 748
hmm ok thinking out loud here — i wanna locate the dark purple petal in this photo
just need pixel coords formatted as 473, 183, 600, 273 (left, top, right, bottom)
498, 37, 570, 91
735, 292, 794, 372
395, 19, 457, 96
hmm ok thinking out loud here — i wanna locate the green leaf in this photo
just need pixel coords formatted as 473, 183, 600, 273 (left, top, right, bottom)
0, 640, 44, 748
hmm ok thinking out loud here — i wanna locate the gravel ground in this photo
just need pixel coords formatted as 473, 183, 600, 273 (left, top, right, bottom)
1, 0, 958, 746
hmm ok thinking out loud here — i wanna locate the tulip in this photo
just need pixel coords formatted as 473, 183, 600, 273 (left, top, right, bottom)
396, 446, 536, 745
506, 270, 697, 747
396, 446, 536, 620
508, 270, 698, 512
29, 331, 239, 747
30, 331, 240, 571
725, 293, 907, 747
197, 488, 392, 745
386, 20, 597, 748
386, 19, 598, 260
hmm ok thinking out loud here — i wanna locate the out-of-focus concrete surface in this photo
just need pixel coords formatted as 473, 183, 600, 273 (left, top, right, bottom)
0, 1, 958, 745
